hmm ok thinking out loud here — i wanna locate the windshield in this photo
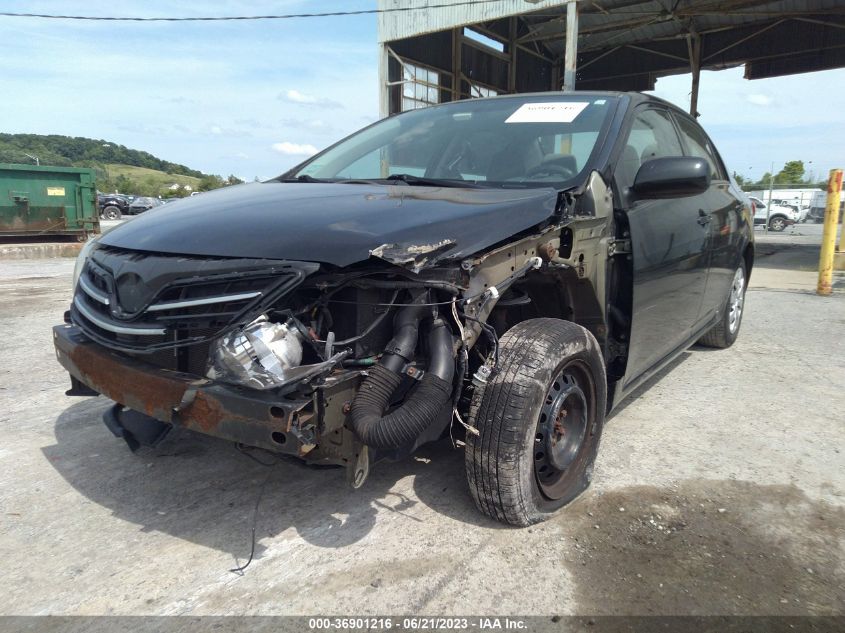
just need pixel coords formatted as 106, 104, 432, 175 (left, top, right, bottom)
289, 95, 617, 189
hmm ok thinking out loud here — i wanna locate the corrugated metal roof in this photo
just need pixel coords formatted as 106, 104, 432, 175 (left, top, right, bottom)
380, 0, 842, 49
377, 0, 570, 42
379, 0, 845, 88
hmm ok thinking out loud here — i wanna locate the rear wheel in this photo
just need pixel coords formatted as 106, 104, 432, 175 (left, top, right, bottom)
464, 318, 606, 526
102, 205, 121, 220
698, 261, 746, 349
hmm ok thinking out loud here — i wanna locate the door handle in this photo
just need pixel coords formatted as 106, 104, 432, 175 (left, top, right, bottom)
697, 210, 711, 226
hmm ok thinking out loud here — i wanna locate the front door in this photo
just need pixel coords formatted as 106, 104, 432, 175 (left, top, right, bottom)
616, 107, 711, 384
672, 112, 744, 324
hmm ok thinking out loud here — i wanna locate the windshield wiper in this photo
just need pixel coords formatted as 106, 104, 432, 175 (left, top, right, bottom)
278, 175, 333, 183
384, 173, 484, 188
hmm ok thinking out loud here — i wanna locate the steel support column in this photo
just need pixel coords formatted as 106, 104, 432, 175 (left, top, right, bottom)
508, 17, 517, 93
563, 1, 579, 91
452, 27, 463, 101
687, 31, 702, 117
378, 42, 389, 118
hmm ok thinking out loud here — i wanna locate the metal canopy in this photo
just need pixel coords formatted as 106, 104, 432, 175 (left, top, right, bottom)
377, 0, 845, 116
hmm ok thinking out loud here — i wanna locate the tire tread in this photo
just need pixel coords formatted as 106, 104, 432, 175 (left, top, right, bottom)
465, 318, 604, 526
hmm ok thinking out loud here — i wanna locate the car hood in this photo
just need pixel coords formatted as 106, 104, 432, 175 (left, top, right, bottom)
99, 181, 560, 268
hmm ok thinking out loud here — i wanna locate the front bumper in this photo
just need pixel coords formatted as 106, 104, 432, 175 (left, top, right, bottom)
53, 323, 315, 455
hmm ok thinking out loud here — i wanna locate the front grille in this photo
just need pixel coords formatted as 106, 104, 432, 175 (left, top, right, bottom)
71, 246, 315, 373
141, 330, 216, 374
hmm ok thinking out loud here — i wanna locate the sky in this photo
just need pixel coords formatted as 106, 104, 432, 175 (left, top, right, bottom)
1, 1, 844, 183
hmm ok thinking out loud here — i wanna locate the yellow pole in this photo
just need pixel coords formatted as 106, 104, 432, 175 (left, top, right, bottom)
839, 203, 845, 254
817, 169, 843, 296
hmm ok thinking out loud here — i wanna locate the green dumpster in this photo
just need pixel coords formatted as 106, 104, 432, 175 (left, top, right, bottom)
0, 163, 100, 239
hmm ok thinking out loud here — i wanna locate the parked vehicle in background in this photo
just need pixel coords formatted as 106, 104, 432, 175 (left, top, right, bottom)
127, 196, 163, 214
747, 188, 819, 219
97, 193, 130, 220
808, 189, 845, 223
749, 196, 796, 231
770, 199, 810, 223
55, 92, 754, 526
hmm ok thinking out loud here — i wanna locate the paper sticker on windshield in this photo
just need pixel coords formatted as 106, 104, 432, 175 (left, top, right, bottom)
505, 102, 589, 124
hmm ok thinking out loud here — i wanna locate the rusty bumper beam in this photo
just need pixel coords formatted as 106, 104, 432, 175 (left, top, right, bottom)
53, 324, 312, 455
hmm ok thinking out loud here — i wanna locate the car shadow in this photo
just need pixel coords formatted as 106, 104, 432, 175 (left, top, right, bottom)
43, 398, 503, 563
608, 351, 691, 421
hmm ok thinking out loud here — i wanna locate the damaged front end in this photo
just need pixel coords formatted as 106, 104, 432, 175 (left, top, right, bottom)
56, 170, 616, 488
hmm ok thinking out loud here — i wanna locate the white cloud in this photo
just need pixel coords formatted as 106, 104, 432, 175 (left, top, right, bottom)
272, 141, 318, 156
746, 93, 772, 106
285, 89, 317, 104
279, 89, 343, 109
210, 125, 223, 135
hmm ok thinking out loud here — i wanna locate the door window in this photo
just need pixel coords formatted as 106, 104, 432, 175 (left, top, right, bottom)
617, 109, 684, 190
674, 115, 726, 180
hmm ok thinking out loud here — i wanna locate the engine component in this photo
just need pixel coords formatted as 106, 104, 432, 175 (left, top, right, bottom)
472, 364, 493, 388
348, 304, 456, 450
207, 316, 305, 390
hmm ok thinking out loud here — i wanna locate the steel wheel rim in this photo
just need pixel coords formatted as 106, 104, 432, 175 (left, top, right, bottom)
728, 267, 745, 334
533, 360, 595, 500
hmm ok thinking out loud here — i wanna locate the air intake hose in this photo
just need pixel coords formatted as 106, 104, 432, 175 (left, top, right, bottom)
348, 314, 455, 450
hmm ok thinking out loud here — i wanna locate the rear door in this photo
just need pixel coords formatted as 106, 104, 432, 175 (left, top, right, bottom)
616, 106, 710, 384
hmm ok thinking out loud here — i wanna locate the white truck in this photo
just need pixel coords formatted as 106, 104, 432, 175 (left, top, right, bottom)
808, 189, 845, 223
747, 188, 818, 223
748, 196, 798, 232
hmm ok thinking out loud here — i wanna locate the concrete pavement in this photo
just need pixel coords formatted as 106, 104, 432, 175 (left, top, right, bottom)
0, 227, 842, 616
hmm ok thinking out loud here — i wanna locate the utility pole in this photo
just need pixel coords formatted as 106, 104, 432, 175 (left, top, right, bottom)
765, 161, 774, 234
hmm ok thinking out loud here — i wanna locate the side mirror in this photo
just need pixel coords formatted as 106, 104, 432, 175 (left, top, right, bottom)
632, 156, 711, 199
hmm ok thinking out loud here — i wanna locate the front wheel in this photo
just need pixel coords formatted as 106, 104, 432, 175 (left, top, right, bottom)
768, 216, 787, 231
464, 318, 607, 526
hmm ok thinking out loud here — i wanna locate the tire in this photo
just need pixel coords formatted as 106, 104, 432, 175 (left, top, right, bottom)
464, 318, 607, 526
698, 261, 747, 349
768, 216, 786, 232
102, 205, 122, 220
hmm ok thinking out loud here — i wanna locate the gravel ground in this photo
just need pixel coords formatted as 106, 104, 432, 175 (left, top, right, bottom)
0, 226, 842, 617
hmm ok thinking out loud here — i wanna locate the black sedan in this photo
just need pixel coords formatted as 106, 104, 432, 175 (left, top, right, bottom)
57, 92, 752, 526
126, 196, 163, 215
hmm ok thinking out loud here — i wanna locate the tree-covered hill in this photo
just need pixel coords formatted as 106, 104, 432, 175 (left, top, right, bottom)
0, 133, 242, 197
0, 133, 203, 178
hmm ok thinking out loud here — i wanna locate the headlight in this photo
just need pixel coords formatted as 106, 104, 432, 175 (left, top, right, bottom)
206, 316, 304, 390
72, 237, 100, 291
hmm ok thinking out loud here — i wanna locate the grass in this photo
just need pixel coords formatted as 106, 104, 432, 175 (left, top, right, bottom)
105, 164, 201, 188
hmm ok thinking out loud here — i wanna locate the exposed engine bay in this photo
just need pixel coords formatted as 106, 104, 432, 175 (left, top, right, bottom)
58, 172, 622, 489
